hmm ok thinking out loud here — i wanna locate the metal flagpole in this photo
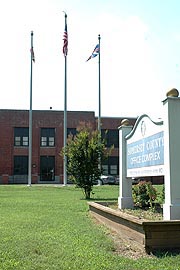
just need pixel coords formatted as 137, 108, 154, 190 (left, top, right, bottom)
98, 34, 101, 176
63, 12, 68, 185
28, 31, 34, 186
98, 34, 101, 136
86, 36, 101, 180
86, 38, 101, 136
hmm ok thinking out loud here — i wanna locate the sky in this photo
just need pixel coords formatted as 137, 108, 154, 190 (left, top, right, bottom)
0, 0, 180, 119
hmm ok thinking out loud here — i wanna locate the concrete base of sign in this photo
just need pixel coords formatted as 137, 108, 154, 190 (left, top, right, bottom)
118, 196, 134, 209
88, 201, 180, 253
163, 203, 180, 220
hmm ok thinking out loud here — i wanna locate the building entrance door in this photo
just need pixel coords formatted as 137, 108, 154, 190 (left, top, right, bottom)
40, 156, 55, 181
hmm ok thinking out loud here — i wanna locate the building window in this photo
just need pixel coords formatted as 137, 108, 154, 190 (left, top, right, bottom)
14, 127, 29, 146
40, 156, 55, 181
102, 165, 108, 175
14, 156, 28, 175
40, 128, 55, 147
110, 165, 117, 175
67, 128, 77, 137
101, 129, 119, 148
102, 156, 119, 176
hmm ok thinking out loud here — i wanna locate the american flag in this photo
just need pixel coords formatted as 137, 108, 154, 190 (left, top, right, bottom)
30, 47, 35, 62
63, 21, 68, 56
86, 44, 100, 61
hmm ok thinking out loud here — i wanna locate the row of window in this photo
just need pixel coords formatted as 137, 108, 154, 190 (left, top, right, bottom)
14, 127, 119, 148
14, 156, 119, 179
14, 128, 55, 147
14, 156, 55, 181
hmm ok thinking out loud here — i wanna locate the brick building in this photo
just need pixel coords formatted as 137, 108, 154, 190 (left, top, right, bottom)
0, 109, 136, 184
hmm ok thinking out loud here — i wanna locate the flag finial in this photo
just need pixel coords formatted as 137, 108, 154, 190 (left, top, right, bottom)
63, 11, 67, 18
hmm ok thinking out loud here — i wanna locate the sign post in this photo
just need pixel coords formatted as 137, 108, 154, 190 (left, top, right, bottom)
118, 119, 134, 209
163, 89, 180, 220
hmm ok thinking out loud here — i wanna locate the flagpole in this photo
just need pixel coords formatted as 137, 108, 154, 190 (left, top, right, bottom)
98, 34, 101, 176
98, 34, 101, 136
63, 13, 67, 186
28, 31, 33, 186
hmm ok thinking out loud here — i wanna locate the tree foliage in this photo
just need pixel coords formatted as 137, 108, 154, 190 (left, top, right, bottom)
62, 123, 108, 199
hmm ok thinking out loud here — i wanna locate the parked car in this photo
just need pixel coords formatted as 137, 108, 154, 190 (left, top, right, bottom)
99, 175, 116, 185
132, 178, 144, 185
115, 177, 119, 185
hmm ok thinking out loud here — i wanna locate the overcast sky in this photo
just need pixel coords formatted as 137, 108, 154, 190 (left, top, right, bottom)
0, 0, 180, 119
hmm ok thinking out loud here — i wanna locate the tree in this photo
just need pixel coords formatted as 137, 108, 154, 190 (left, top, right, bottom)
62, 123, 108, 199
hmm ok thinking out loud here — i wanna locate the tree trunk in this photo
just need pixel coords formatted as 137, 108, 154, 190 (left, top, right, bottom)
84, 187, 91, 199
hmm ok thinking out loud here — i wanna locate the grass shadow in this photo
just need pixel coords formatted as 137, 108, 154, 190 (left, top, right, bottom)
152, 249, 180, 258
87, 198, 118, 202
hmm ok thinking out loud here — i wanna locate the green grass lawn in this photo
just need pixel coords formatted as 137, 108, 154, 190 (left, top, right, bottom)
0, 184, 180, 270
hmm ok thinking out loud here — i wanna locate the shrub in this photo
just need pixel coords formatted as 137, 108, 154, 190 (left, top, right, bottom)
62, 122, 109, 199
160, 184, 165, 204
132, 181, 157, 208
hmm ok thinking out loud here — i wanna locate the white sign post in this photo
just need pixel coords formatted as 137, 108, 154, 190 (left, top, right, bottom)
118, 120, 134, 209
163, 90, 180, 220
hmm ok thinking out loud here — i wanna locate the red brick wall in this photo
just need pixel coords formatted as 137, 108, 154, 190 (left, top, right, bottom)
0, 110, 98, 182
0, 109, 136, 183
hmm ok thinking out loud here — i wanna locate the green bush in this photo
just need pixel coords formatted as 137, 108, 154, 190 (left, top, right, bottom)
132, 181, 157, 208
160, 184, 165, 203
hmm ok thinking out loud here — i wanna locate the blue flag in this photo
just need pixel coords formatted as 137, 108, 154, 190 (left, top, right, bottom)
86, 44, 100, 61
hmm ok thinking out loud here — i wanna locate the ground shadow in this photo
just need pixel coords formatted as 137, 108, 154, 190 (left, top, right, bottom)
87, 198, 118, 202
152, 249, 180, 258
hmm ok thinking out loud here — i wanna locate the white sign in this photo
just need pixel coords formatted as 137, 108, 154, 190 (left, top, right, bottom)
126, 115, 164, 177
